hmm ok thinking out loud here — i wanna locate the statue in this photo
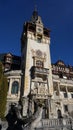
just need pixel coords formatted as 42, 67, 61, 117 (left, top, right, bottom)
6, 103, 24, 130
30, 106, 43, 130
5, 99, 44, 130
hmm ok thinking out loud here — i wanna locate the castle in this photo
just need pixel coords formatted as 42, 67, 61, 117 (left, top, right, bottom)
1, 9, 73, 121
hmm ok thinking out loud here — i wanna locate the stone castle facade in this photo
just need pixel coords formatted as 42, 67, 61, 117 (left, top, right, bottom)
0, 10, 73, 120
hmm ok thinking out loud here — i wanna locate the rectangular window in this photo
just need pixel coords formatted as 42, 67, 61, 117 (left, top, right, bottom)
64, 92, 68, 98
37, 37, 41, 43
37, 35, 42, 43
64, 105, 68, 112
71, 93, 73, 98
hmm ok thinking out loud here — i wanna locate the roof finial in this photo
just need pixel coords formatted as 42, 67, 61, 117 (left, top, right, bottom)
34, 0, 37, 11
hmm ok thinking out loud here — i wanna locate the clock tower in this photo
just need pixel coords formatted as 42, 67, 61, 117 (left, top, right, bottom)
21, 10, 53, 118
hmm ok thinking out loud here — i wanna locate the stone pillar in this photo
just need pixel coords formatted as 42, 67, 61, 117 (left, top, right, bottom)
58, 82, 60, 97
47, 95, 51, 119
66, 85, 68, 96
18, 78, 21, 97
32, 100, 34, 114
8, 78, 13, 95
22, 97, 28, 117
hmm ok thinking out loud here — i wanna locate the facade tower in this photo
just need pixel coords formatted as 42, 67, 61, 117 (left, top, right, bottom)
21, 10, 53, 118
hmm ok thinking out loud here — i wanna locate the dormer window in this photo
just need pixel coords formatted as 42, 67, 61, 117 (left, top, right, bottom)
5, 53, 12, 63
6, 57, 12, 62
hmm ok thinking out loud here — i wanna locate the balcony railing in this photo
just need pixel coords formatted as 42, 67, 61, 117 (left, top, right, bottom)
60, 78, 73, 85
42, 118, 72, 128
31, 66, 49, 74
53, 75, 73, 85
30, 66, 49, 79
32, 94, 49, 99
35, 118, 73, 130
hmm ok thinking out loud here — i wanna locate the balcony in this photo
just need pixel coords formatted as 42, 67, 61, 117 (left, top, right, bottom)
30, 66, 49, 79
53, 75, 73, 85
60, 78, 73, 85
32, 94, 49, 99
42, 118, 72, 128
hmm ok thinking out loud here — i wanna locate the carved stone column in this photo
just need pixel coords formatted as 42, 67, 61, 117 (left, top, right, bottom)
47, 95, 51, 119
8, 78, 13, 95
22, 97, 28, 117
58, 82, 60, 97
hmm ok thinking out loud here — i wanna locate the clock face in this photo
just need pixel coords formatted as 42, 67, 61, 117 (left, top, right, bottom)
38, 28, 42, 32
37, 27, 43, 33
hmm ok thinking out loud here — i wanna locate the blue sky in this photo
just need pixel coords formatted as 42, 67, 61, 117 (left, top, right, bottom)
0, 0, 73, 65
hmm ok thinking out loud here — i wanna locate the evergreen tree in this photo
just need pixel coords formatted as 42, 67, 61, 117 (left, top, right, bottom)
0, 62, 8, 120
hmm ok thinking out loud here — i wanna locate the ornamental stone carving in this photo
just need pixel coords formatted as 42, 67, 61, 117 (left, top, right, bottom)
31, 49, 46, 60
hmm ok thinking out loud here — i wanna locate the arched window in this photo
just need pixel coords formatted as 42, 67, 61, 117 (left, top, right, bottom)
57, 109, 62, 118
11, 81, 19, 94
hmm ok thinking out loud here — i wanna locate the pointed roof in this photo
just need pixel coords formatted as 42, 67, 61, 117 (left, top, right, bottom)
30, 9, 43, 26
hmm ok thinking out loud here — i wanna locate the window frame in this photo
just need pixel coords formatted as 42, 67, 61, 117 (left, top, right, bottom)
64, 105, 68, 112
11, 81, 19, 95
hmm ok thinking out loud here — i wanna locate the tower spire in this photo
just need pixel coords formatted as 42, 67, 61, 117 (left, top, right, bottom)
34, 0, 37, 11
31, 0, 38, 23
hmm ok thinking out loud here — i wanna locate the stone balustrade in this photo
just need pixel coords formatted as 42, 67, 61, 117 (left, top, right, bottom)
53, 75, 73, 85
60, 79, 73, 85
35, 118, 73, 130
